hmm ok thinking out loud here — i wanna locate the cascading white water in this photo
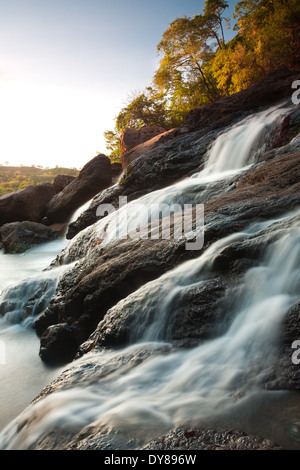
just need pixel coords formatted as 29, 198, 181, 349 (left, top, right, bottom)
63, 101, 294, 257
0, 198, 91, 431
0, 101, 299, 449
0, 240, 68, 430
0, 209, 299, 450
199, 104, 287, 176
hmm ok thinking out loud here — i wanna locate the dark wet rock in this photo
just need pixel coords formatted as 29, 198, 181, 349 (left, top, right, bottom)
203, 150, 300, 240
66, 98, 300, 242
0, 183, 55, 226
111, 162, 123, 183
45, 154, 112, 224
15, 341, 281, 450
66, 128, 218, 240
263, 302, 300, 392
66, 147, 300, 261
0, 221, 57, 253
65, 184, 123, 240
142, 427, 282, 450
48, 222, 69, 237
35, 237, 192, 362
81, 212, 299, 356
117, 129, 218, 196
35, 146, 300, 366
52, 175, 76, 193
39, 323, 79, 365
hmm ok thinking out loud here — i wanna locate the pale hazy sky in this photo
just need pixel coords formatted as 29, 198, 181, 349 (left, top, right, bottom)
0, 0, 237, 169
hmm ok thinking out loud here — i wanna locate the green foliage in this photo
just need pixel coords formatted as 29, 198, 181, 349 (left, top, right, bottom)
212, 0, 300, 94
104, 0, 300, 157
116, 87, 183, 132
104, 129, 121, 163
0, 165, 79, 196
154, 15, 219, 106
104, 87, 184, 158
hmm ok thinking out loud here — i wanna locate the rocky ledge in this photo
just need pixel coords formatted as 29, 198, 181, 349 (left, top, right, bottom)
2, 69, 300, 451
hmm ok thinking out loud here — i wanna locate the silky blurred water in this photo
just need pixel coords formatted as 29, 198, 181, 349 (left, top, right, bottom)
0, 102, 299, 449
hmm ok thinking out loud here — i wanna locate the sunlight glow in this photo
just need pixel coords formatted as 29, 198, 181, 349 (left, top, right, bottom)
0, 78, 115, 169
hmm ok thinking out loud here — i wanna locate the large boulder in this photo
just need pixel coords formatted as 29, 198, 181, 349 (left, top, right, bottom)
36, 145, 300, 365
0, 221, 58, 253
39, 323, 79, 365
0, 183, 55, 226
44, 154, 112, 224
142, 427, 282, 451
66, 184, 124, 240
121, 128, 179, 169
52, 175, 76, 193
120, 126, 166, 169
66, 128, 220, 240
111, 162, 123, 183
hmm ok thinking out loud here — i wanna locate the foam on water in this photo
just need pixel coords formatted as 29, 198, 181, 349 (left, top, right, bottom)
0, 101, 299, 449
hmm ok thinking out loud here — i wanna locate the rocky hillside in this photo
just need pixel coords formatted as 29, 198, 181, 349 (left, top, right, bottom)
1, 69, 300, 450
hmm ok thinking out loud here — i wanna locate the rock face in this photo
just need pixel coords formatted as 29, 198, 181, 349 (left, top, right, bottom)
35, 237, 189, 361
111, 162, 123, 183
39, 323, 79, 365
183, 68, 300, 133
77, 210, 300, 358
142, 428, 282, 451
120, 126, 166, 168
36, 72, 300, 370
0, 221, 57, 253
3, 69, 300, 451
52, 175, 76, 193
45, 154, 112, 224
66, 101, 300, 241
121, 128, 179, 169
0, 183, 55, 226
36, 145, 300, 365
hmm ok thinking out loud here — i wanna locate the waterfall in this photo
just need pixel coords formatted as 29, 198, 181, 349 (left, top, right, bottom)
0, 209, 299, 450
63, 101, 294, 262
0, 211, 87, 430
0, 101, 299, 449
200, 104, 288, 176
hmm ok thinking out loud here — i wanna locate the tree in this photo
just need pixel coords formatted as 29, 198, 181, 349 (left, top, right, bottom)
233, 0, 300, 71
104, 87, 183, 160
153, 2, 230, 112
211, 0, 300, 95
154, 16, 218, 106
115, 87, 179, 133
104, 129, 121, 162
203, 0, 229, 48
211, 36, 260, 94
